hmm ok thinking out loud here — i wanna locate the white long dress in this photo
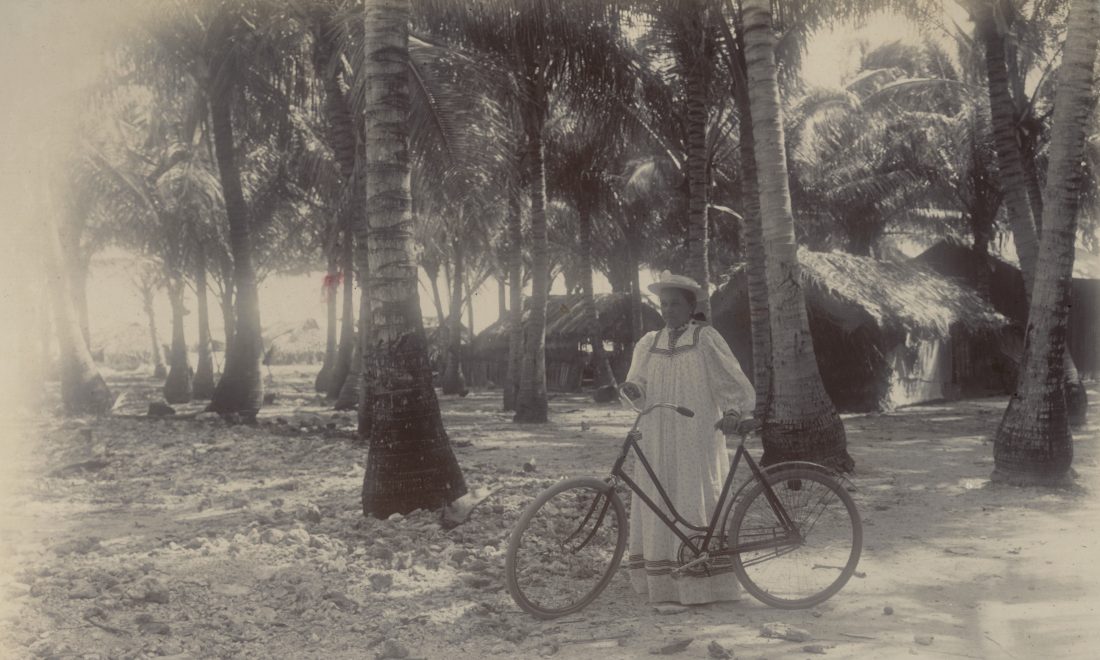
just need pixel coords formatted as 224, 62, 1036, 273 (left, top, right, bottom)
622, 320, 755, 604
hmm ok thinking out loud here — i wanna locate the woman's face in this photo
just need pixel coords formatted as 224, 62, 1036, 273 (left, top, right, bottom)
659, 289, 694, 328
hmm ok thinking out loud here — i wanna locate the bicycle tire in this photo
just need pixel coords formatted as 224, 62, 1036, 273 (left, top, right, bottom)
729, 467, 862, 609
505, 477, 628, 619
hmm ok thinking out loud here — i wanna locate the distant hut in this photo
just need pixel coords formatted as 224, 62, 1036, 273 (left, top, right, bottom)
915, 238, 1100, 378
711, 249, 1013, 412
468, 293, 661, 391
262, 320, 326, 365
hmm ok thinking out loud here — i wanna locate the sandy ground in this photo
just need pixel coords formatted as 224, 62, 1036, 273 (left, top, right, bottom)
1, 367, 1098, 660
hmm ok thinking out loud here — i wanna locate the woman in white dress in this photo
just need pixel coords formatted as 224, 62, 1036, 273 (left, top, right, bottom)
620, 271, 755, 605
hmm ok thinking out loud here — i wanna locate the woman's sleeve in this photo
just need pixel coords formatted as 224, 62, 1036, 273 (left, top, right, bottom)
623, 331, 656, 408
701, 327, 756, 416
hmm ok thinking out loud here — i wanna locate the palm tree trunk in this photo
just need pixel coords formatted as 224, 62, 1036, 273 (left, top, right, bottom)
743, 0, 852, 471
141, 284, 167, 378
978, 5, 1040, 294
315, 250, 339, 393
46, 214, 111, 415
514, 86, 550, 424
441, 238, 467, 395
465, 277, 475, 341
163, 277, 193, 404
193, 245, 216, 400
627, 229, 643, 345
328, 231, 355, 399
360, 0, 466, 516
979, 5, 1088, 425
71, 257, 91, 350
737, 85, 771, 419
218, 254, 236, 354
578, 200, 617, 399
206, 87, 265, 418
424, 258, 446, 324
335, 341, 361, 409
207, 85, 264, 419
685, 7, 711, 316
504, 184, 523, 411
497, 274, 506, 323
992, 0, 1098, 486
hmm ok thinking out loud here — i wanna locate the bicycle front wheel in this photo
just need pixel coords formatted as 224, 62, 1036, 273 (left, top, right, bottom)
730, 468, 862, 609
505, 477, 628, 619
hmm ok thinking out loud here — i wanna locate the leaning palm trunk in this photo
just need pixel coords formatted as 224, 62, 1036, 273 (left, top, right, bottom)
194, 245, 216, 400
742, 0, 852, 471
163, 278, 193, 404
46, 213, 112, 415
992, 0, 1098, 487
360, 0, 466, 516
503, 189, 523, 411
717, 9, 772, 416
328, 231, 356, 399
578, 201, 616, 400
979, 5, 1040, 296
315, 251, 339, 393
514, 106, 550, 424
979, 6, 1088, 425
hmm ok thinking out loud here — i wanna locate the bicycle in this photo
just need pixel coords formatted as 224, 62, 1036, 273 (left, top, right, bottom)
504, 384, 863, 619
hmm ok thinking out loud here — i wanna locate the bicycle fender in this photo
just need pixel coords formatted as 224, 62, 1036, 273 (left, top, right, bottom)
761, 461, 859, 492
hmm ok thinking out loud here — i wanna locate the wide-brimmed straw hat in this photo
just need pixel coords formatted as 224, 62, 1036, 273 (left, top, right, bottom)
647, 270, 703, 297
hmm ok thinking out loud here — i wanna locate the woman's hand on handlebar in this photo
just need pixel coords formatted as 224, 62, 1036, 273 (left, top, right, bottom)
714, 410, 742, 435
619, 382, 643, 401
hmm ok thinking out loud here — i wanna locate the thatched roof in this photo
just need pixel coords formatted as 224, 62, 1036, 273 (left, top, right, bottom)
475, 293, 660, 348
797, 249, 1006, 337
717, 248, 1007, 339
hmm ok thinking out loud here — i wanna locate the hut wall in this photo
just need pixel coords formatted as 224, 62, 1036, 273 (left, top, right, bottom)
1069, 279, 1100, 378
807, 314, 887, 412
886, 336, 952, 407
951, 329, 1016, 396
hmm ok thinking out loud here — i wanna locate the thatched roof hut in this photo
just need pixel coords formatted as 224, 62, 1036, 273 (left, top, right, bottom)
474, 293, 661, 352
796, 249, 1006, 337
469, 293, 661, 390
712, 248, 1013, 412
915, 238, 1100, 378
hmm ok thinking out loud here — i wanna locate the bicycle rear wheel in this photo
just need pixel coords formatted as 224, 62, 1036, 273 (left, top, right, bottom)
730, 468, 862, 609
505, 477, 628, 619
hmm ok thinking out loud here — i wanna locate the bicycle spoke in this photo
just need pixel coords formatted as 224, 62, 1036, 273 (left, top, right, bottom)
730, 469, 862, 609
506, 481, 626, 618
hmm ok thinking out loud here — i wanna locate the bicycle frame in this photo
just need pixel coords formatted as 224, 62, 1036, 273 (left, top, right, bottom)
606, 404, 800, 560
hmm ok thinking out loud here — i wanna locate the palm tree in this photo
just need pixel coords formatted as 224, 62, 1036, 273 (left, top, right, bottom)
741, 0, 853, 471
638, 0, 725, 315
715, 8, 769, 417
307, 5, 363, 400
359, 0, 467, 516
44, 194, 113, 415
132, 263, 168, 378
991, 0, 1098, 486
163, 275, 193, 404
193, 239, 216, 399
970, 0, 1089, 424
546, 116, 627, 397
416, 0, 633, 423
